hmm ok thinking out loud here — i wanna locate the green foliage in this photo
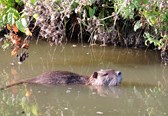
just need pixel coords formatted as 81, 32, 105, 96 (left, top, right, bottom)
114, 0, 168, 50
15, 0, 23, 5
0, 0, 28, 33
89, 6, 96, 18
144, 32, 163, 47
7, 7, 20, 19
114, 0, 137, 19
141, 1, 168, 50
29, 0, 37, 4
1, 38, 11, 50
0, 0, 15, 7
7, 12, 15, 25
71, 1, 78, 9
134, 20, 142, 31
16, 18, 28, 33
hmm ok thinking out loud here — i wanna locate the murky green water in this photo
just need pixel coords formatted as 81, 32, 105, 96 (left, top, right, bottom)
0, 41, 168, 116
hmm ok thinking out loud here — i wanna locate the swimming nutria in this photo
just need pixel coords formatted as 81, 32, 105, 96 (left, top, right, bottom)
1, 69, 122, 90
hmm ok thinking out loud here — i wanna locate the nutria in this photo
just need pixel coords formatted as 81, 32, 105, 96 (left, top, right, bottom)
1, 69, 122, 90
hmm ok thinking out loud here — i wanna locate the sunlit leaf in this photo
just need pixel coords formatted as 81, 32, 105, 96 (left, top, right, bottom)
15, 0, 23, 5
33, 14, 38, 20
0, 21, 3, 28
144, 32, 163, 47
71, 2, 78, 9
89, 7, 96, 18
6, 7, 19, 19
2, 15, 7, 24
2, 0, 15, 7
7, 13, 15, 25
149, 17, 157, 25
21, 18, 28, 28
30, 0, 37, 4
16, 19, 27, 33
32, 105, 38, 116
134, 20, 142, 31
2, 40, 10, 50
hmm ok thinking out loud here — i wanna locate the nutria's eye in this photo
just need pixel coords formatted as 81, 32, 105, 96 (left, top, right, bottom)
116, 71, 121, 76
118, 71, 121, 76
102, 73, 108, 76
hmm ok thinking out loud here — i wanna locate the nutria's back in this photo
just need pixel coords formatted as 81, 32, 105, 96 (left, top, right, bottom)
26, 71, 88, 85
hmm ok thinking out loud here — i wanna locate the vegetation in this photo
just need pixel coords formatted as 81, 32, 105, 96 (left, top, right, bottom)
0, 71, 38, 116
0, 0, 168, 63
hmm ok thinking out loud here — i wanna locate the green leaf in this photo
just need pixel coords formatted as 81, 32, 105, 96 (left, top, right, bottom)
5, 0, 15, 7
0, 21, 3, 28
7, 13, 15, 25
16, 18, 28, 33
21, 18, 28, 27
144, 32, 163, 47
33, 14, 38, 20
0, 0, 6, 5
15, 0, 23, 5
89, 7, 96, 18
2, 39, 11, 50
32, 105, 38, 116
6, 7, 19, 19
71, 2, 78, 9
2, 15, 7, 24
30, 0, 37, 4
134, 20, 142, 31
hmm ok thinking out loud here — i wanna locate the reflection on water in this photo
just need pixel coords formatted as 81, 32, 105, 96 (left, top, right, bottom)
0, 41, 168, 116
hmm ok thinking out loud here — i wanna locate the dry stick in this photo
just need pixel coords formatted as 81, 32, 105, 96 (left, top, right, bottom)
100, 15, 113, 21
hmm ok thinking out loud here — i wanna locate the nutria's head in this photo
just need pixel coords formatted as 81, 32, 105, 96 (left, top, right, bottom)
89, 69, 122, 86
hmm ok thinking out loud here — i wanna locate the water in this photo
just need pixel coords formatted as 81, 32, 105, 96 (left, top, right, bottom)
0, 41, 168, 116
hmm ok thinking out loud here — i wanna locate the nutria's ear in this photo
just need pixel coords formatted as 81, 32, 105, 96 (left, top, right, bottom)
92, 72, 98, 78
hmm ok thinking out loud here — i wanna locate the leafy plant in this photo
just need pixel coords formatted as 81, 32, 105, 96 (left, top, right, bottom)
144, 32, 163, 47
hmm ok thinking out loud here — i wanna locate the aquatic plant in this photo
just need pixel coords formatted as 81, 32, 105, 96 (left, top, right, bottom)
133, 81, 167, 116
